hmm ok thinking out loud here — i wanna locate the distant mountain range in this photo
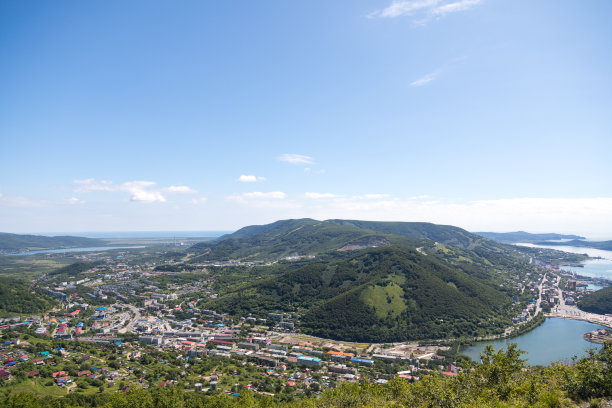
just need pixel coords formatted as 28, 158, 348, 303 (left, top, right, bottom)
191, 218, 504, 262
194, 218, 537, 342
534, 239, 612, 251
473, 231, 585, 244
0, 232, 105, 253
474, 231, 612, 251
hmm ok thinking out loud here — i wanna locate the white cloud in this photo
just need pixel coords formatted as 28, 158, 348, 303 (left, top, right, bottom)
410, 69, 441, 87
431, 0, 482, 17
237, 175, 266, 183
163, 185, 197, 194
73, 178, 114, 193
305, 192, 389, 200
66, 197, 86, 205
128, 190, 166, 203
305, 192, 340, 199
72, 179, 196, 203
278, 154, 314, 165
117, 181, 165, 203
368, 0, 483, 23
190, 197, 208, 204
369, 0, 441, 18
243, 191, 287, 200
361, 194, 390, 199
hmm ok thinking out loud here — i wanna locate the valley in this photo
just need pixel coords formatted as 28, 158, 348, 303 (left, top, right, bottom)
0, 220, 610, 407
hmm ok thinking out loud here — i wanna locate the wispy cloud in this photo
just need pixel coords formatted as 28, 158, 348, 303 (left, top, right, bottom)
361, 194, 391, 199
66, 197, 86, 205
72, 179, 196, 203
243, 191, 287, 200
190, 196, 208, 205
369, 0, 441, 18
73, 178, 114, 193
410, 69, 442, 87
431, 0, 482, 17
278, 154, 314, 165
368, 0, 483, 24
305, 192, 340, 199
163, 185, 197, 193
237, 174, 266, 183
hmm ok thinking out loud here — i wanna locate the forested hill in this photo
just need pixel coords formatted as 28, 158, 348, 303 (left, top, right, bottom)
578, 286, 612, 315
190, 218, 508, 261
0, 276, 56, 314
0, 232, 104, 253
474, 231, 585, 243
201, 246, 513, 342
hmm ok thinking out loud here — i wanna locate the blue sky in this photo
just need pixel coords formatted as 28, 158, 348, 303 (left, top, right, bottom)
1, 0, 611, 237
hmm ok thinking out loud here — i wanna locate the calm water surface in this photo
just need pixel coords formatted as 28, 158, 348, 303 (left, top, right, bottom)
462, 318, 606, 366
517, 243, 612, 280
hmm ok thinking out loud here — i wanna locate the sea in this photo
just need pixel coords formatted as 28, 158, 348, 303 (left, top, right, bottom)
462, 318, 606, 366
516, 243, 612, 281
462, 240, 612, 365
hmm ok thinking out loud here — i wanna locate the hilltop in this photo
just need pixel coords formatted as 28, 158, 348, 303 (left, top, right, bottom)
190, 218, 509, 262
196, 219, 538, 342
0, 232, 105, 253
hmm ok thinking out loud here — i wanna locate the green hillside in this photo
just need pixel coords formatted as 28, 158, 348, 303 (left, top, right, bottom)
0, 276, 56, 315
578, 286, 612, 315
328, 219, 491, 249
201, 246, 513, 342
190, 218, 513, 262
0, 232, 105, 253
190, 220, 401, 261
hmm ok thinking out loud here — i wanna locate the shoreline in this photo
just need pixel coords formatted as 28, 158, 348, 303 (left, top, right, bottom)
545, 313, 612, 330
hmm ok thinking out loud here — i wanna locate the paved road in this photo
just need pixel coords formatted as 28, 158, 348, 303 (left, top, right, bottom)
118, 303, 141, 331
535, 274, 545, 315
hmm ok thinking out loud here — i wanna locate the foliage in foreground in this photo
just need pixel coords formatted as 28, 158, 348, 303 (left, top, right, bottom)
2, 342, 612, 408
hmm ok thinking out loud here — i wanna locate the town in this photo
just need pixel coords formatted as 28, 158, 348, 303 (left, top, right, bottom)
0, 244, 609, 401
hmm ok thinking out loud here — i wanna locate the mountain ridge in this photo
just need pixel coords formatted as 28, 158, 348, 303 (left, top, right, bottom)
474, 231, 585, 244
0, 232, 106, 253
190, 218, 508, 262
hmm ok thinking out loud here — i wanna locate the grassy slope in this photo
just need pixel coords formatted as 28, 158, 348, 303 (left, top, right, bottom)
203, 246, 511, 342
